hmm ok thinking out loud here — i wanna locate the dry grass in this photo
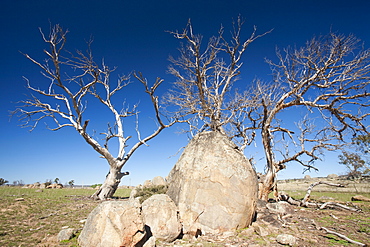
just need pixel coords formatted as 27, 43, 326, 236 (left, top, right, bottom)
0, 186, 131, 246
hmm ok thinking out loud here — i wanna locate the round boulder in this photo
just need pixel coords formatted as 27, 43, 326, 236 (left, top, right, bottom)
166, 131, 258, 234
141, 194, 181, 242
78, 200, 145, 247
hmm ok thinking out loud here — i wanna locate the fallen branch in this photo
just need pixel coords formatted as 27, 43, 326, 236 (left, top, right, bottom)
302, 181, 344, 206
279, 181, 359, 212
320, 226, 367, 246
319, 201, 361, 212
310, 219, 367, 246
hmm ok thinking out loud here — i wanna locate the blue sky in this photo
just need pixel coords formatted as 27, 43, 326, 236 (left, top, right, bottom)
1, 0, 369, 186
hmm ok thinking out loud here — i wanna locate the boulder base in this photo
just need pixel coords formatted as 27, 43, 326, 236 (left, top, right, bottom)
78, 200, 145, 247
166, 131, 258, 234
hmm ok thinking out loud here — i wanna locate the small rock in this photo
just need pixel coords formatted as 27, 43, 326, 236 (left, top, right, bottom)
15, 198, 24, 201
143, 180, 153, 187
79, 219, 87, 224
266, 201, 294, 215
222, 231, 235, 238
57, 228, 76, 241
240, 227, 255, 237
319, 196, 334, 201
152, 176, 167, 186
143, 236, 156, 247
351, 195, 370, 202
327, 174, 338, 179
61, 226, 69, 229
276, 234, 297, 246
252, 222, 269, 237
35, 189, 43, 192
304, 175, 311, 180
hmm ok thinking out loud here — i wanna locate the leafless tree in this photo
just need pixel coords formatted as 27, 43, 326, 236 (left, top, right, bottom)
166, 18, 370, 201
13, 25, 177, 200
165, 17, 270, 138
255, 33, 370, 200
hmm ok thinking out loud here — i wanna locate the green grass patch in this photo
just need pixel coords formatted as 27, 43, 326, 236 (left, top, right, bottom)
134, 185, 168, 203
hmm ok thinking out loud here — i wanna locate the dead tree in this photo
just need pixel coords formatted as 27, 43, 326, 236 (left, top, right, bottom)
165, 17, 270, 138
256, 33, 370, 200
14, 25, 177, 200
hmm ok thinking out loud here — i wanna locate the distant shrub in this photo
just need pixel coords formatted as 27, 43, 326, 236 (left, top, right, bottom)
134, 185, 168, 203
0, 178, 8, 186
91, 184, 102, 189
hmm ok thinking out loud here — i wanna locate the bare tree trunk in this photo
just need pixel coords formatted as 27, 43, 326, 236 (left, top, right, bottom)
258, 108, 278, 201
259, 165, 277, 201
92, 162, 128, 200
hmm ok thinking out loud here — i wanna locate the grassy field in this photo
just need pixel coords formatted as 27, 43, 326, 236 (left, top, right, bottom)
0, 186, 131, 247
0, 186, 369, 246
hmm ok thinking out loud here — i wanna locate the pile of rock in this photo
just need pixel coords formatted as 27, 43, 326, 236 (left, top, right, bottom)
78, 193, 181, 246
78, 131, 259, 247
22, 182, 64, 189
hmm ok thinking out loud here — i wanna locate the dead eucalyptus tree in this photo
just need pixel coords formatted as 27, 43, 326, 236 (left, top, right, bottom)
14, 25, 177, 200
165, 17, 270, 137
256, 33, 370, 200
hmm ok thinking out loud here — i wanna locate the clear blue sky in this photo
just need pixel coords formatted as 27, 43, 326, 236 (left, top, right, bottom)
1, 0, 369, 186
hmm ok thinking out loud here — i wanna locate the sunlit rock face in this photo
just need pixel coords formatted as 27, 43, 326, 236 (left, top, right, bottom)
167, 131, 258, 235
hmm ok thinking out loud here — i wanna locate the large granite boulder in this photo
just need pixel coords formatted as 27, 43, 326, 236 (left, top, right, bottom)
166, 131, 258, 234
78, 200, 146, 247
141, 194, 182, 242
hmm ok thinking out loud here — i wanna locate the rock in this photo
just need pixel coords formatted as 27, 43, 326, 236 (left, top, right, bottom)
57, 228, 76, 241
33, 182, 40, 188
78, 200, 146, 247
276, 234, 297, 246
304, 175, 311, 180
142, 194, 181, 242
152, 176, 167, 186
327, 174, 338, 179
143, 180, 153, 187
319, 196, 334, 201
39, 183, 47, 189
15, 198, 25, 201
47, 184, 56, 189
35, 189, 43, 193
251, 222, 269, 237
240, 227, 255, 237
351, 195, 370, 202
266, 201, 294, 215
166, 131, 258, 234
143, 236, 156, 247
129, 187, 139, 200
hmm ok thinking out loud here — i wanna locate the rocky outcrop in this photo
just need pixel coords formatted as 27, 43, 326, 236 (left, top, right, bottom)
166, 131, 258, 234
46, 183, 63, 189
141, 194, 182, 242
78, 200, 146, 247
